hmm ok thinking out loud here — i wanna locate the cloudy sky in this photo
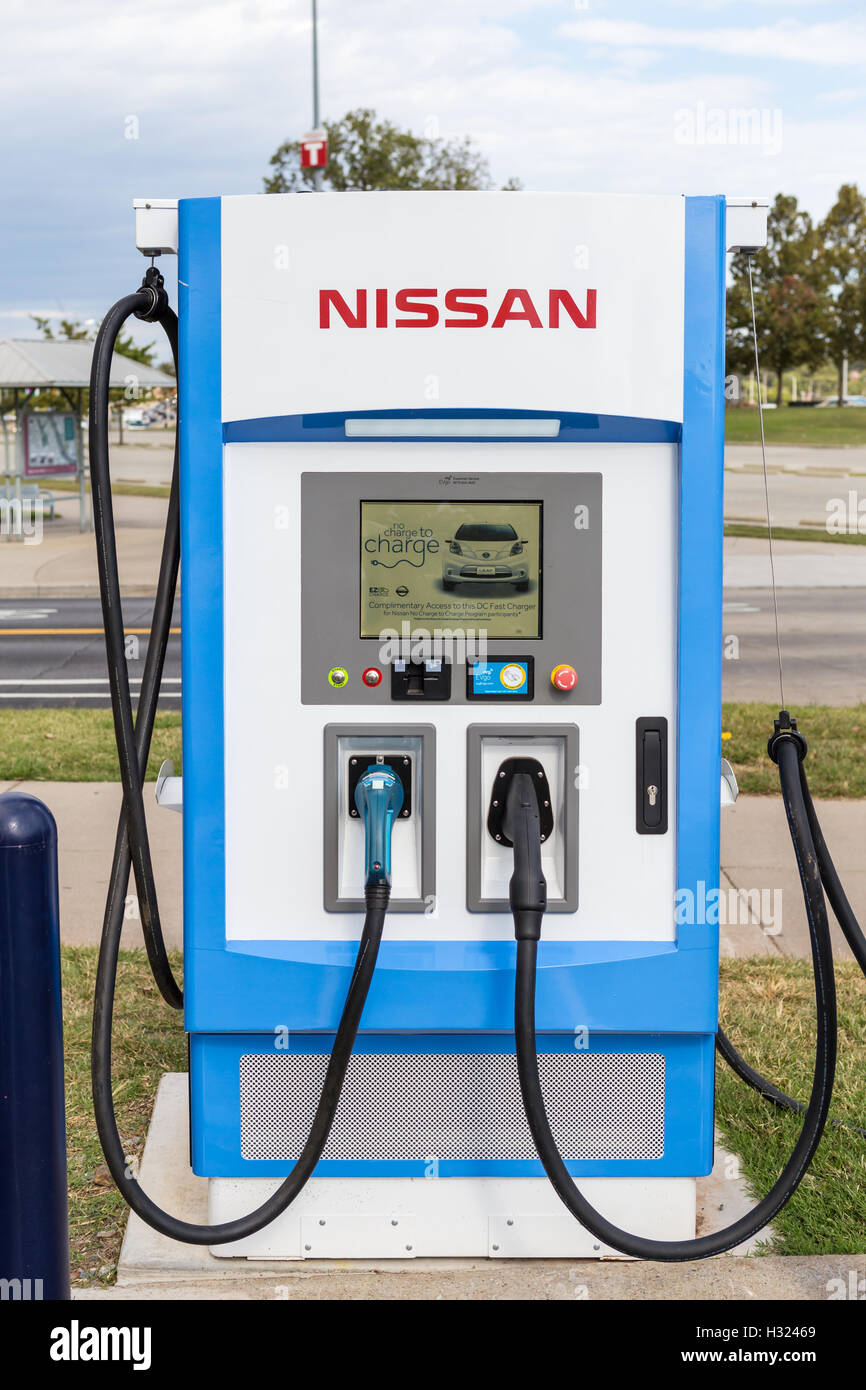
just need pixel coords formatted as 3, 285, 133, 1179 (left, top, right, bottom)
1, 0, 862, 345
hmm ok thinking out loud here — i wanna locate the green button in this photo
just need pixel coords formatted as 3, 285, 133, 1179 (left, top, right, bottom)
328, 667, 349, 688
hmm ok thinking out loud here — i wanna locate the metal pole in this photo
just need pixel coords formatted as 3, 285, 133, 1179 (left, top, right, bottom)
1, 412, 9, 542
79, 388, 91, 531
0, 792, 70, 1300
79, 391, 87, 532
312, 0, 323, 191
15, 402, 23, 543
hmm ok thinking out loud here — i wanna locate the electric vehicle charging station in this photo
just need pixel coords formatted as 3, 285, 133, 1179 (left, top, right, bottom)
166, 188, 740, 1259
94, 188, 864, 1265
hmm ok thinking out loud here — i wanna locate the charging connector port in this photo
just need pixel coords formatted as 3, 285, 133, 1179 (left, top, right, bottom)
487, 757, 554, 845
348, 754, 412, 819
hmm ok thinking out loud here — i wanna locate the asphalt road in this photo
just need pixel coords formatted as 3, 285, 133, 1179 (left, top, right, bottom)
0, 597, 181, 708
722, 587, 866, 705
0, 591, 860, 708
725, 467, 866, 531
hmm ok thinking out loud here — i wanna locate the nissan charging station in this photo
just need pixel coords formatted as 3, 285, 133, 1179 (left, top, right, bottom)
87, 190, 859, 1263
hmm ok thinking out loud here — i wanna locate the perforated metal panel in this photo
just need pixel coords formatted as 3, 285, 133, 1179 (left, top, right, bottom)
239, 1051, 665, 1163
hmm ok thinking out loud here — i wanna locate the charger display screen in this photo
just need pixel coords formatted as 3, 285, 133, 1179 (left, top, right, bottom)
359, 500, 542, 640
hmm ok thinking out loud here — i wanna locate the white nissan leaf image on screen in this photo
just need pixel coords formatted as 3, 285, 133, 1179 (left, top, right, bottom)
441, 521, 530, 591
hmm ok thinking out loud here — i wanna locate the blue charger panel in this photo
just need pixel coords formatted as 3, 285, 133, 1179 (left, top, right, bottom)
190, 1030, 715, 1179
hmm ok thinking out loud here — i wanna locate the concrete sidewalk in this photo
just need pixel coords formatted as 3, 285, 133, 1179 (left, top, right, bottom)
3, 442, 864, 600
720, 795, 866, 961
73, 1254, 866, 1299
8, 523, 866, 600
3, 779, 862, 960
9, 525, 864, 599
2, 491, 170, 598
0, 780, 182, 948
724, 535, 866, 588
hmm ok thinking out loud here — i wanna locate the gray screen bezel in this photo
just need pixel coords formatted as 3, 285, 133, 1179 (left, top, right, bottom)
301, 470, 601, 706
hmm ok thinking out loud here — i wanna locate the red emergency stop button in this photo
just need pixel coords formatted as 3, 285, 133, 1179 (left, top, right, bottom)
362, 667, 383, 688
551, 663, 578, 692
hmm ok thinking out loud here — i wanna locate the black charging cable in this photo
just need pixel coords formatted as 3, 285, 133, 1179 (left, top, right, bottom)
89, 275, 391, 1243
508, 726, 845, 1261
716, 713, 866, 1138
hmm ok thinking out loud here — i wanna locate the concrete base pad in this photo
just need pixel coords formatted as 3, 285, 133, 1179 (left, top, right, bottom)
116, 1074, 774, 1291
207, 1172, 696, 1261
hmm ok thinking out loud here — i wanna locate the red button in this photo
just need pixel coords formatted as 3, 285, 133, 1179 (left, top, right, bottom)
362, 667, 383, 687
551, 664, 578, 692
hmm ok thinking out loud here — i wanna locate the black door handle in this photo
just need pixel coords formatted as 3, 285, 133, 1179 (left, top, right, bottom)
636, 717, 668, 834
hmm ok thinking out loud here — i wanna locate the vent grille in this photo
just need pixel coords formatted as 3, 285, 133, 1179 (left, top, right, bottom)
239, 1051, 665, 1163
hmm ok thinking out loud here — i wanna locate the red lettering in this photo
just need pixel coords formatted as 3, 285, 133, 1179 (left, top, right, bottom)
319, 289, 367, 328
491, 289, 542, 329
443, 288, 488, 327
318, 287, 598, 328
549, 288, 596, 329
394, 288, 439, 327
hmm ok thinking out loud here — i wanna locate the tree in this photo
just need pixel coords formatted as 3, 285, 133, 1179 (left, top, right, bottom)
265, 107, 521, 193
726, 193, 827, 406
30, 314, 159, 369
819, 183, 866, 404
30, 315, 92, 343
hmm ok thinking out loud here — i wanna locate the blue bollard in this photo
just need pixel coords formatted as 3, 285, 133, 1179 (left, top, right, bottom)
0, 792, 70, 1301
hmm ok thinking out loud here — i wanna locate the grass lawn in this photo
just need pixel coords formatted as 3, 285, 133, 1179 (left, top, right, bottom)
0, 704, 861, 797
721, 703, 866, 798
0, 708, 181, 781
48, 478, 171, 499
62, 948, 864, 1283
726, 406, 866, 450
64, 947, 185, 1286
724, 522, 866, 546
717, 959, 866, 1256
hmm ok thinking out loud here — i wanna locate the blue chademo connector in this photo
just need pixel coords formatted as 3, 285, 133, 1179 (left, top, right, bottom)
353, 763, 405, 888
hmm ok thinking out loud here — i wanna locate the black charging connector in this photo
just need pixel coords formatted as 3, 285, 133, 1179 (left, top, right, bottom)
489, 760, 548, 941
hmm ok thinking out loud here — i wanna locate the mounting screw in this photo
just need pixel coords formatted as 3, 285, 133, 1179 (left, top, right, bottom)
405, 1244, 413, 1251
493, 799, 499, 807
543, 800, 549, 807
350, 758, 357, 765
592, 1244, 600, 1252
537, 769, 544, 778
492, 1244, 500, 1252
319, 1219, 326, 1226
495, 833, 501, 841
506, 1218, 514, 1227
391, 1219, 399, 1226
540, 834, 546, 841
305, 1244, 312, 1251
499, 770, 506, 779
403, 758, 409, 766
